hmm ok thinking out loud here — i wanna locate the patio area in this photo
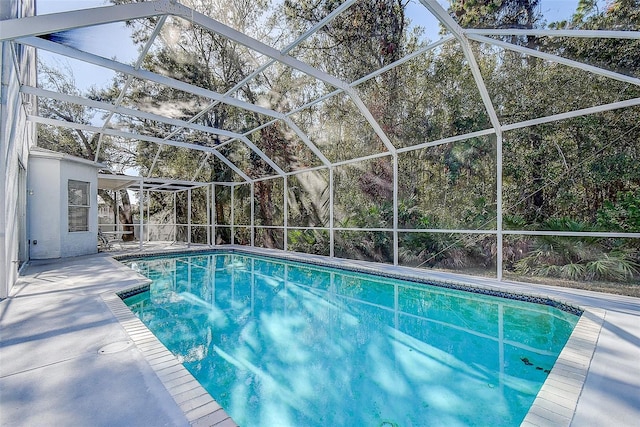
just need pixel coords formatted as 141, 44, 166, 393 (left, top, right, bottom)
1, 246, 639, 426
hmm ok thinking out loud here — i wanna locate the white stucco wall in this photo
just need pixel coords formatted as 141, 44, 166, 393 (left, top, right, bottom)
60, 158, 101, 258
27, 155, 62, 259
0, 0, 36, 299
28, 149, 102, 259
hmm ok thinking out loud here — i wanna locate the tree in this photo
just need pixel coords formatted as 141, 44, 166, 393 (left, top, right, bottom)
37, 60, 137, 240
110, 0, 296, 245
449, 0, 540, 30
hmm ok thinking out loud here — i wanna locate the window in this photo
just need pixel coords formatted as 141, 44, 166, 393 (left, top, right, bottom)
68, 180, 90, 232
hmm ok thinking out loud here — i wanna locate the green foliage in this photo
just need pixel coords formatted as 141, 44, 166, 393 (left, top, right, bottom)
513, 218, 639, 281
450, 0, 540, 31
515, 241, 638, 282
399, 231, 495, 271
86, 0, 640, 285
284, 0, 407, 79
287, 229, 330, 256
597, 190, 640, 232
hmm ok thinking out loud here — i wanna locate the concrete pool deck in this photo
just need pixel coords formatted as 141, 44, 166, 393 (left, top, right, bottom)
1, 245, 639, 426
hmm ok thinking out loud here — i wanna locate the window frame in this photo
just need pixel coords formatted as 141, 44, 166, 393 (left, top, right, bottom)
68, 179, 90, 232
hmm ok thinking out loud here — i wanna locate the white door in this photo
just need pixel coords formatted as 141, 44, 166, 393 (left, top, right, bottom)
18, 162, 27, 267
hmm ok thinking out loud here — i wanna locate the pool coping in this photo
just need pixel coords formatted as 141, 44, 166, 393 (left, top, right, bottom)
101, 289, 237, 427
107, 246, 605, 427
521, 306, 604, 426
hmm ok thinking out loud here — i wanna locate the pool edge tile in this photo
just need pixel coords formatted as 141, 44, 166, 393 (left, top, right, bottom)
101, 290, 238, 427
521, 306, 604, 427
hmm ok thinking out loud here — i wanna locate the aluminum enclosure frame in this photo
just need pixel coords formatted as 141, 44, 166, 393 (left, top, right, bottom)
2, 0, 640, 280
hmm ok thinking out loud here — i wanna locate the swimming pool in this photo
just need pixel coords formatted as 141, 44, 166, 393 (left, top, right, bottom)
121, 251, 580, 426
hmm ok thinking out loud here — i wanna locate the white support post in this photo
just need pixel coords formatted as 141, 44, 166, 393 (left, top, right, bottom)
139, 181, 143, 251
251, 182, 255, 247
498, 304, 505, 390
393, 154, 399, 266
283, 177, 288, 252
212, 183, 216, 245
329, 167, 334, 258
207, 184, 211, 246
496, 131, 504, 281
187, 189, 192, 246
231, 184, 235, 245
147, 191, 151, 242
173, 192, 177, 242
115, 190, 119, 232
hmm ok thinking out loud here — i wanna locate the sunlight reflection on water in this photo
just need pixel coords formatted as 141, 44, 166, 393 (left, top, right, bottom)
124, 252, 578, 426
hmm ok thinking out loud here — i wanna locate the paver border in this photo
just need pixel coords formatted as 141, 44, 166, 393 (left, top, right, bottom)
101, 291, 238, 427
521, 307, 605, 427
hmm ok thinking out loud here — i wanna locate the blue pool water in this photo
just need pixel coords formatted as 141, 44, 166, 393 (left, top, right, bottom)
122, 251, 579, 426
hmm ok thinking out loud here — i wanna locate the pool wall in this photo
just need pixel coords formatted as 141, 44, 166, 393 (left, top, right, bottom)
115, 248, 583, 316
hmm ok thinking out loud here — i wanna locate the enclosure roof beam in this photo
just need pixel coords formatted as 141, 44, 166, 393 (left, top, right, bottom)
192, 153, 210, 182
94, 15, 169, 164
199, 0, 358, 130
464, 28, 640, 40
17, 34, 284, 178
21, 85, 240, 140
99, 174, 213, 191
418, 0, 502, 133
0, 0, 171, 41
391, 97, 640, 155
278, 35, 465, 126
503, 97, 640, 131
396, 128, 497, 153
141, 182, 173, 191
233, 115, 330, 169
282, 118, 332, 167
265, 36, 455, 158
467, 34, 640, 87
148, 147, 165, 182
391, 98, 640, 153
21, 86, 286, 177
245, 37, 456, 164
29, 115, 252, 182
194, 0, 358, 163
168, 2, 397, 155
348, 91, 397, 154
349, 35, 455, 87
169, 3, 346, 93
278, 35, 453, 135
18, 36, 287, 121
237, 138, 286, 176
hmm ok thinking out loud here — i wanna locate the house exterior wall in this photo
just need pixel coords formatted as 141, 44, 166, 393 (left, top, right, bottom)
59, 159, 100, 257
0, 0, 36, 299
28, 149, 101, 260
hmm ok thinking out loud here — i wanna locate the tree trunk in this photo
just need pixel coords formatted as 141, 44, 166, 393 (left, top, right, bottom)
99, 188, 135, 241
256, 181, 276, 248
118, 190, 135, 241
